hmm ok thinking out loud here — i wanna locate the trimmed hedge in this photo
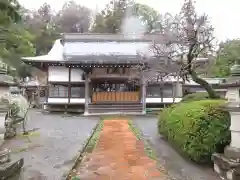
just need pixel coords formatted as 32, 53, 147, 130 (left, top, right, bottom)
158, 100, 230, 163
181, 92, 209, 102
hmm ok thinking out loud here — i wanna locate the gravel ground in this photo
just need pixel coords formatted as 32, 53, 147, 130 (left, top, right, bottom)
131, 116, 221, 180
2, 110, 99, 180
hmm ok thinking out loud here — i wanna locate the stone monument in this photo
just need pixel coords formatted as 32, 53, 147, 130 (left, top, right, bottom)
212, 63, 240, 180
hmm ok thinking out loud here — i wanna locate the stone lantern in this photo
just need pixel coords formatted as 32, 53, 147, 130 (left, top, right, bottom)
0, 94, 24, 178
212, 63, 240, 180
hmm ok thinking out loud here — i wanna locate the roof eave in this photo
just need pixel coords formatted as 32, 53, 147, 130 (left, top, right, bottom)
62, 33, 159, 43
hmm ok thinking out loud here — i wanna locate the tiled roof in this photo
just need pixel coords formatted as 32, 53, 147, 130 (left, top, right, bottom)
22, 33, 211, 66
22, 39, 64, 62
62, 33, 158, 42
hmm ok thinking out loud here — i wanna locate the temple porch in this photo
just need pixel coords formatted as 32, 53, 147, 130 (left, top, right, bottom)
84, 75, 145, 115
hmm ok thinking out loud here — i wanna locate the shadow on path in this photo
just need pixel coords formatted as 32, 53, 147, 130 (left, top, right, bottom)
131, 116, 221, 180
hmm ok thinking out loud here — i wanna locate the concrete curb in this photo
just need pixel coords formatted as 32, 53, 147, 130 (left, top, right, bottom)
62, 119, 102, 180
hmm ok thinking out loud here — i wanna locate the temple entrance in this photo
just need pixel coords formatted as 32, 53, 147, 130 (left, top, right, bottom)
91, 80, 140, 103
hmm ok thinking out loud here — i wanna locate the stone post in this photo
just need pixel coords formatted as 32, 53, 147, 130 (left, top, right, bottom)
212, 63, 240, 180
84, 73, 89, 116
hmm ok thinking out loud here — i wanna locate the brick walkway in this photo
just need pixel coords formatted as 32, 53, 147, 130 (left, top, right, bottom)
72, 120, 166, 180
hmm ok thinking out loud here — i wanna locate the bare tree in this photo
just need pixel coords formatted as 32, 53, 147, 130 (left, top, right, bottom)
23, 3, 54, 32
137, 0, 218, 99
54, 0, 91, 33
177, 0, 218, 98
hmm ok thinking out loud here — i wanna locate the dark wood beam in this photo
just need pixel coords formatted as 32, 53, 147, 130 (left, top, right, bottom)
46, 66, 49, 103
68, 67, 71, 104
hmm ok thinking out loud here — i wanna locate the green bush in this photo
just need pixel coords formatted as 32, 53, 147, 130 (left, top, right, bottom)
182, 92, 209, 102
158, 100, 230, 163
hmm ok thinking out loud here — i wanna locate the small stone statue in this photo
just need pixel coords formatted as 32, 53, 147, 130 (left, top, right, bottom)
0, 99, 16, 140
2, 93, 30, 139
0, 148, 24, 179
4, 115, 17, 140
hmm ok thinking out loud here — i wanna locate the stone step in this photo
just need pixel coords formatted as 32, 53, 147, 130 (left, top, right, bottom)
90, 102, 142, 105
89, 106, 142, 110
88, 109, 143, 114
89, 103, 142, 108
88, 104, 143, 114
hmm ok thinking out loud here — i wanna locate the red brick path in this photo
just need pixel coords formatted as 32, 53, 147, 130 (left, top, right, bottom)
70, 120, 166, 180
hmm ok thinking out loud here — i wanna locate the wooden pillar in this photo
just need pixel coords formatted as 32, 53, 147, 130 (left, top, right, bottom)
84, 73, 89, 115
43, 66, 49, 111
160, 86, 163, 103
141, 78, 146, 114
175, 81, 183, 98
46, 66, 49, 103
172, 83, 176, 103
36, 86, 40, 108
68, 67, 71, 104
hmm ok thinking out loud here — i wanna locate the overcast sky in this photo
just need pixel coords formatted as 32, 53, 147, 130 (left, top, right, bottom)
19, 0, 240, 42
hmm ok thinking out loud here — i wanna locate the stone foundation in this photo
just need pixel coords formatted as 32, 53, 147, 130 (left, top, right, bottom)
0, 149, 24, 179
212, 153, 240, 180
0, 112, 6, 147
224, 146, 240, 160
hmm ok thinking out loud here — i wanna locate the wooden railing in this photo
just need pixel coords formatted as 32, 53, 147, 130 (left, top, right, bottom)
92, 92, 140, 103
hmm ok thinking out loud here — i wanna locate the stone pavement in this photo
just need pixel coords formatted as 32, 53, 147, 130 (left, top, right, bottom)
131, 116, 221, 180
1, 110, 99, 180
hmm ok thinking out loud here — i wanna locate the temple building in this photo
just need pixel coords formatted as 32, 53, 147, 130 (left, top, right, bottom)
21, 33, 213, 115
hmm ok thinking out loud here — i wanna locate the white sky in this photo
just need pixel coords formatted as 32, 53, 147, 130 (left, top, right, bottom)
19, 0, 240, 42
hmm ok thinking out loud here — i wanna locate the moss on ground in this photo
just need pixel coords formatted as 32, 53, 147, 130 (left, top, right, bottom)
128, 120, 157, 160
84, 120, 104, 153
128, 120, 169, 177
69, 120, 104, 180
17, 131, 40, 138
100, 115, 131, 120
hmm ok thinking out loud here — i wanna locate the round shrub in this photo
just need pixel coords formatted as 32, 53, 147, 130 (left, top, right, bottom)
158, 100, 230, 163
181, 92, 209, 102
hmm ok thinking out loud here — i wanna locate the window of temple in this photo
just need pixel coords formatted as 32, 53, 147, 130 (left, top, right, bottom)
162, 87, 173, 98
147, 85, 173, 98
146, 86, 162, 97
189, 87, 204, 93
216, 91, 226, 98
49, 85, 68, 98
71, 85, 85, 98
